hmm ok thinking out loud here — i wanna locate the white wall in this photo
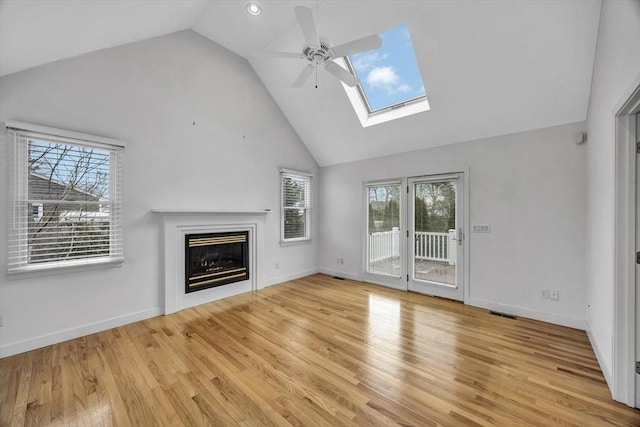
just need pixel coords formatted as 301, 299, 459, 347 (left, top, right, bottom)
585, 0, 640, 388
319, 122, 587, 328
0, 30, 319, 357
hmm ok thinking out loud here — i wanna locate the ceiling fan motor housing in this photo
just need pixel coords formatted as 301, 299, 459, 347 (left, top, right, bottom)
303, 38, 333, 65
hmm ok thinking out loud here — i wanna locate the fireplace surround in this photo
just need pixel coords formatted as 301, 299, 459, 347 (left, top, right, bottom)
153, 209, 268, 314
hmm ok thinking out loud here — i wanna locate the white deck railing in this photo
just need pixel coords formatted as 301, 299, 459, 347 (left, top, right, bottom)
369, 229, 456, 265
369, 228, 401, 263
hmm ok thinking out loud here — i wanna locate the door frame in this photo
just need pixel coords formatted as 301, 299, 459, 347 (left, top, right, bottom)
407, 173, 465, 301
361, 169, 470, 304
613, 76, 640, 407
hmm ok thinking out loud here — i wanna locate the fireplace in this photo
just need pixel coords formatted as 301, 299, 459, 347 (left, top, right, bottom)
185, 231, 249, 293
154, 209, 267, 314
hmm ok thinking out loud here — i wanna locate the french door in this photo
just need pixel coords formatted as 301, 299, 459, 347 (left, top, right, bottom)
408, 174, 464, 300
364, 181, 406, 289
364, 173, 465, 300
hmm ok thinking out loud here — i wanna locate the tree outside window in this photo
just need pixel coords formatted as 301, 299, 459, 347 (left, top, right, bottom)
281, 171, 312, 242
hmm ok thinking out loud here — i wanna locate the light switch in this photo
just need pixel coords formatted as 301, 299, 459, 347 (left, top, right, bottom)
472, 224, 490, 233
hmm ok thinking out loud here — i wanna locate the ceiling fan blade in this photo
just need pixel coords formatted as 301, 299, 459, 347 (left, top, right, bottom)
292, 65, 315, 88
324, 61, 359, 87
331, 34, 382, 58
294, 6, 319, 46
255, 51, 306, 59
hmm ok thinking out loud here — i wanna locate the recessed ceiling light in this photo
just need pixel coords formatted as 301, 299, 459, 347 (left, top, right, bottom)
246, 2, 262, 16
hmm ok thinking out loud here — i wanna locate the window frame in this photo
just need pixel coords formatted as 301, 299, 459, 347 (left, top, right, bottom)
5, 120, 125, 274
337, 21, 430, 127
336, 57, 431, 128
343, 56, 428, 115
280, 169, 312, 244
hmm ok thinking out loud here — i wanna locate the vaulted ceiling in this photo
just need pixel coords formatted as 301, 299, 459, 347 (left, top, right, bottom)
0, 0, 602, 166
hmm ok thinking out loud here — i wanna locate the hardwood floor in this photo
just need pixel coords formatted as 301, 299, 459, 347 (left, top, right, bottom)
1, 274, 639, 426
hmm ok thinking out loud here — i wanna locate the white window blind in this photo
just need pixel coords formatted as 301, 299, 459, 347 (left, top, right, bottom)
6, 122, 124, 272
280, 170, 312, 243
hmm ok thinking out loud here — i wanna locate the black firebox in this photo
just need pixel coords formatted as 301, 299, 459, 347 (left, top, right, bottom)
185, 231, 249, 293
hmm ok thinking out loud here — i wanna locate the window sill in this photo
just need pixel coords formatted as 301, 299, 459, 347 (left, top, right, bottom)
7, 257, 124, 280
280, 238, 312, 246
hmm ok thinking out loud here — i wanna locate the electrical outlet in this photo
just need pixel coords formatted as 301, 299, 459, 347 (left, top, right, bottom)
540, 289, 549, 299
550, 290, 559, 301
337, 258, 344, 264
275, 263, 280, 270
0, 313, 4, 327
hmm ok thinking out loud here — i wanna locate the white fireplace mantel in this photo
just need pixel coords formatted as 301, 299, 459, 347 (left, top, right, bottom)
153, 209, 269, 314
152, 209, 271, 215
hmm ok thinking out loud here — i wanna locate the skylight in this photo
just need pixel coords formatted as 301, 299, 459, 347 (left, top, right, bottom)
341, 22, 429, 127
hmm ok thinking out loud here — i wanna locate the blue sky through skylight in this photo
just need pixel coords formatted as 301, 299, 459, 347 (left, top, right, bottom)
349, 22, 426, 112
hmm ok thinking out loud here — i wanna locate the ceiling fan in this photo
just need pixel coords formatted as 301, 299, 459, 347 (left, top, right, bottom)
265, 6, 382, 88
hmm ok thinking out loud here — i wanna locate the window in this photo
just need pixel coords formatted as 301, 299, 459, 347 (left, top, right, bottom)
6, 121, 124, 272
340, 22, 430, 127
280, 170, 312, 243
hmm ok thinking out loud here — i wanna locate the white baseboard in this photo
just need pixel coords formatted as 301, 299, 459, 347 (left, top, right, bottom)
316, 274, 586, 330
468, 298, 585, 330
1, 268, 324, 358
0, 307, 162, 358
585, 321, 613, 394
262, 268, 320, 288
318, 268, 362, 282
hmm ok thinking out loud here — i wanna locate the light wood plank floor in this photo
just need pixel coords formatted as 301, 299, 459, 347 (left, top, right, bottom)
1, 274, 639, 426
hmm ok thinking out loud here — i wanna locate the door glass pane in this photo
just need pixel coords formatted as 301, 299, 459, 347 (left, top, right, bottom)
414, 181, 456, 285
367, 184, 401, 276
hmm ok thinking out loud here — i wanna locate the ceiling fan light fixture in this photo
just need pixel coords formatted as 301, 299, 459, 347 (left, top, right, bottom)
245, 2, 262, 16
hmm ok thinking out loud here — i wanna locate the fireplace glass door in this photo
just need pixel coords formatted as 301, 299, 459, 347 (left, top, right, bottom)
185, 231, 249, 293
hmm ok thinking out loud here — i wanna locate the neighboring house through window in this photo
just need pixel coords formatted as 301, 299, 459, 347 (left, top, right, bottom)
32, 202, 43, 223
5, 121, 125, 272
280, 169, 312, 243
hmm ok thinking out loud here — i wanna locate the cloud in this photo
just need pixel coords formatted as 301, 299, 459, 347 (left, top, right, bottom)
366, 66, 412, 95
366, 66, 399, 87
351, 52, 389, 72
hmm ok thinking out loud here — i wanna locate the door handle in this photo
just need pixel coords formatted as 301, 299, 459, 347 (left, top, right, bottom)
452, 228, 463, 246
